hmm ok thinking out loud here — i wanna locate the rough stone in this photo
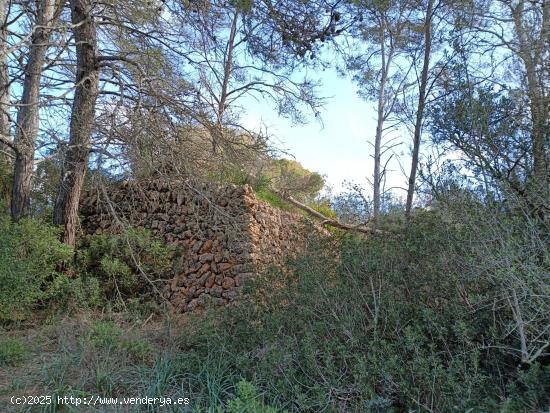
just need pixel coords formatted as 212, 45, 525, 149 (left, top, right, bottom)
80, 178, 319, 313
222, 277, 235, 289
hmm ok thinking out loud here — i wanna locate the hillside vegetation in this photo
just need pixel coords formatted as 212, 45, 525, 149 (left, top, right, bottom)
1, 0, 549, 411
1, 187, 549, 411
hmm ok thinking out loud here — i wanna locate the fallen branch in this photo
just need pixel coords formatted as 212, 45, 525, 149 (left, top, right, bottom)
277, 192, 390, 235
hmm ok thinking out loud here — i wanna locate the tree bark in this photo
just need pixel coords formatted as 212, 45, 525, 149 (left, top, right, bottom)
512, 1, 549, 220
0, 0, 11, 203
373, 73, 385, 221
0, 0, 10, 141
405, 0, 433, 219
372, 24, 394, 222
209, 11, 238, 154
10, 0, 59, 220
53, 0, 99, 246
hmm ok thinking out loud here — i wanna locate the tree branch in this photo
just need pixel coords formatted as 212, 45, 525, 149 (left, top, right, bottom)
276, 191, 390, 235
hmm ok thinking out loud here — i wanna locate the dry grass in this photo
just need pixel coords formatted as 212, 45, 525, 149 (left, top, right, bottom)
0, 311, 196, 412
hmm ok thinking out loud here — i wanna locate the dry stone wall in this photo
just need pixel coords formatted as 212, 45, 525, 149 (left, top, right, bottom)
80, 179, 312, 312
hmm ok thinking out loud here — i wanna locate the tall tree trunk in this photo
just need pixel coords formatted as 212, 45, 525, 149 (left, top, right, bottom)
405, 0, 433, 219
372, 29, 393, 222
211, 11, 238, 152
53, 0, 99, 246
0, 0, 12, 203
10, 0, 58, 220
373, 80, 385, 221
512, 0, 549, 220
0, 0, 10, 141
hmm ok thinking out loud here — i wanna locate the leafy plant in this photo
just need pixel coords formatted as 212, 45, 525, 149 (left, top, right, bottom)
0, 213, 73, 321
227, 380, 285, 413
77, 228, 176, 303
170, 198, 550, 412
46, 274, 103, 314
88, 321, 122, 349
120, 337, 153, 362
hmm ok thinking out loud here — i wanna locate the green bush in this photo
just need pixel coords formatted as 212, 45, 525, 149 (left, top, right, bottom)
0, 158, 12, 204
171, 201, 549, 412
77, 228, 176, 304
120, 337, 153, 362
0, 337, 27, 366
88, 320, 122, 348
46, 274, 104, 314
227, 380, 285, 413
0, 214, 73, 321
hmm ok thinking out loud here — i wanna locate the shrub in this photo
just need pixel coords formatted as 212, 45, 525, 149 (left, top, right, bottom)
46, 274, 104, 314
172, 200, 549, 412
0, 213, 73, 321
77, 228, 176, 304
227, 380, 285, 413
88, 321, 122, 349
120, 337, 153, 363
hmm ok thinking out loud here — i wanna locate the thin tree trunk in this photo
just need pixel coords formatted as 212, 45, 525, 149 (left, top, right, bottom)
405, 0, 433, 219
373, 27, 393, 222
210, 11, 238, 153
11, 0, 59, 220
0, 0, 11, 203
373, 91, 384, 221
0, 0, 10, 141
53, 0, 99, 246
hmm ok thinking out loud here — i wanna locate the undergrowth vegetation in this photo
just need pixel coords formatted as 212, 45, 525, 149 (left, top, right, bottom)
0, 207, 174, 323
0, 211, 73, 321
174, 194, 549, 412
77, 228, 177, 306
1, 192, 548, 412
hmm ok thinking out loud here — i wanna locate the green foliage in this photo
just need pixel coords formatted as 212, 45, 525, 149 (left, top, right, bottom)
256, 188, 292, 210
2, 193, 547, 412
216, 163, 253, 187
46, 274, 104, 314
0, 158, 12, 205
0, 213, 73, 321
309, 198, 337, 218
88, 321, 122, 348
169, 199, 549, 412
125, 297, 162, 321
230, 0, 254, 13
0, 207, 174, 322
221, 165, 296, 210
0, 337, 27, 366
120, 337, 153, 362
31, 156, 63, 218
267, 158, 324, 203
218, 158, 325, 208
78, 228, 176, 302
227, 380, 285, 413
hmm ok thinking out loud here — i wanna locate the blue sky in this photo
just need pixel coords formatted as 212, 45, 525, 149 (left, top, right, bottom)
242, 67, 410, 198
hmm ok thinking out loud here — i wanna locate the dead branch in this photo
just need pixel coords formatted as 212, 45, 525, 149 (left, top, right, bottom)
277, 191, 390, 235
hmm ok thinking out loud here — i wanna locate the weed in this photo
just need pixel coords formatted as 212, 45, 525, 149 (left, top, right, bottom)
0, 338, 27, 366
